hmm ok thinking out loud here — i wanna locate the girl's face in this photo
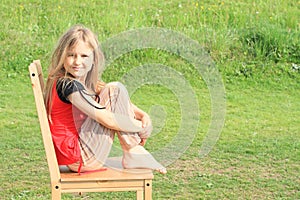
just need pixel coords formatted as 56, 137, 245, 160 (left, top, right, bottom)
63, 40, 94, 80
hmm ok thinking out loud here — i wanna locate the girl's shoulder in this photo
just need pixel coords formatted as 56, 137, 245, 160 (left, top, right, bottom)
56, 78, 85, 103
57, 78, 85, 90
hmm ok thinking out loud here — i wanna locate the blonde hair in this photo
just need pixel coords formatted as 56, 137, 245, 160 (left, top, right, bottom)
44, 25, 104, 115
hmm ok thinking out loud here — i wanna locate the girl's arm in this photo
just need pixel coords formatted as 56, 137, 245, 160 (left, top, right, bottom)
68, 91, 143, 133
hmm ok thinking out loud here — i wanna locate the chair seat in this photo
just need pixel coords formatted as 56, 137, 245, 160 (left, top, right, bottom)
60, 168, 153, 182
59, 157, 153, 194
60, 157, 154, 181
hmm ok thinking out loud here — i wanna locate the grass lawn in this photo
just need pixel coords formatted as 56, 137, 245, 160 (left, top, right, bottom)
1, 0, 299, 199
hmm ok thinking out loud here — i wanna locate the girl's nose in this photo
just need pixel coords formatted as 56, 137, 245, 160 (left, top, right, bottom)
74, 56, 83, 65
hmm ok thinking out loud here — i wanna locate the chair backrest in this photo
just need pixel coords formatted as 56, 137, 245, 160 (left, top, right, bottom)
29, 60, 61, 182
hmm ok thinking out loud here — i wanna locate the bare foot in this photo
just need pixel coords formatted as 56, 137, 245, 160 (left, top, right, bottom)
122, 145, 167, 174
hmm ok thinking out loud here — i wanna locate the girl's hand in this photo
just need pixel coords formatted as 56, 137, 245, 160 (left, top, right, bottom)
139, 138, 147, 146
138, 114, 153, 139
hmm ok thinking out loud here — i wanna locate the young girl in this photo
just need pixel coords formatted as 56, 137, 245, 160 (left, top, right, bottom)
44, 25, 166, 174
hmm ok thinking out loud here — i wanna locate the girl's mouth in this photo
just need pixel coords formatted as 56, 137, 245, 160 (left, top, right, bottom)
72, 67, 80, 71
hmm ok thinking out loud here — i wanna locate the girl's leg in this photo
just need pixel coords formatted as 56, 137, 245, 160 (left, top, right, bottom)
69, 116, 114, 172
99, 82, 166, 174
77, 117, 115, 171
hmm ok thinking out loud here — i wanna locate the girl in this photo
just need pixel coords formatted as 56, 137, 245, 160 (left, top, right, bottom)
44, 25, 166, 174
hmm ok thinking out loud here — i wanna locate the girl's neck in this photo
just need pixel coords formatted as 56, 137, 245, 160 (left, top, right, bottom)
78, 75, 86, 84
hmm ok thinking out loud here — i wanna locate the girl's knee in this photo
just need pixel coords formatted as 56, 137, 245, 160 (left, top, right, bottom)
106, 81, 125, 89
106, 82, 128, 94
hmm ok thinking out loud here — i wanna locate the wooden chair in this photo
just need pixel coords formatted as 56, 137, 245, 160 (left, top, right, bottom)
28, 60, 154, 200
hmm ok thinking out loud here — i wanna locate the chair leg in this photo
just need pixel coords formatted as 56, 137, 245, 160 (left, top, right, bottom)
144, 179, 152, 200
51, 184, 61, 200
136, 190, 143, 200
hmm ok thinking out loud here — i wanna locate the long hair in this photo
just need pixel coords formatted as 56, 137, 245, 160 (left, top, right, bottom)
44, 25, 104, 116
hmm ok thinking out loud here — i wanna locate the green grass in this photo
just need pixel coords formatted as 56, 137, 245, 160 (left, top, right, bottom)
1, 0, 299, 199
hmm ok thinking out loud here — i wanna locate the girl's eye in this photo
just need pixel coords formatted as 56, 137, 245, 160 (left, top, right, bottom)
68, 54, 74, 57
82, 54, 89, 58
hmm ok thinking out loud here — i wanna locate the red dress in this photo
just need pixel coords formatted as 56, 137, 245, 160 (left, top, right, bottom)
49, 80, 87, 165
